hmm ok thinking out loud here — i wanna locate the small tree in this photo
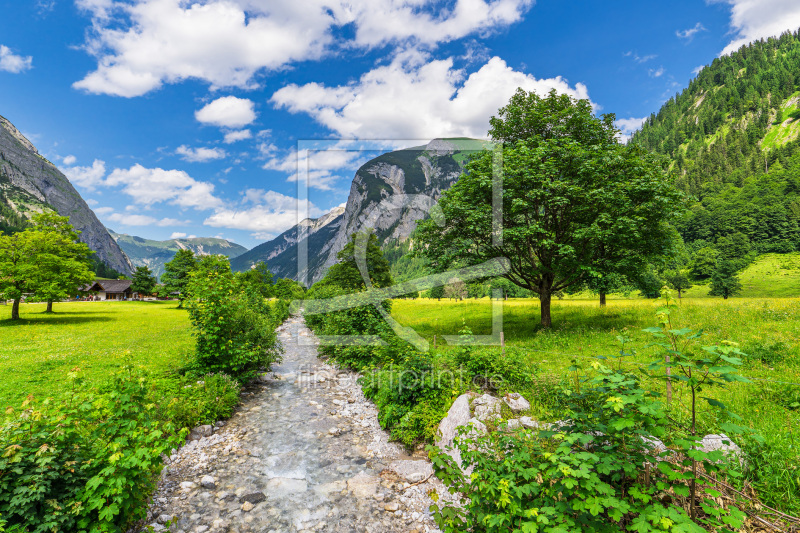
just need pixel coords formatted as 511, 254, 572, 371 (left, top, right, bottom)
274, 278, 306, 301
443, 277, 467, 300
185, 256, 281, 381
160, 249, 197, 307
324, 232, 393, 291
130, 266, 157, 295
664, 269, 693, 298
236, 261, 274, 299
709, 260, 742, 299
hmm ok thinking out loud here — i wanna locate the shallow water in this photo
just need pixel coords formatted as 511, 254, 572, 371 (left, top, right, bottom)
148, 315, 437, 533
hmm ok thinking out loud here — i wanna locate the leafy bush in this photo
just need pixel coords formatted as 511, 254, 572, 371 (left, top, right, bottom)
0, 370, 183, 533
154, 373, 241, 431
186, 256, 282, 382
429, 363, 746, 533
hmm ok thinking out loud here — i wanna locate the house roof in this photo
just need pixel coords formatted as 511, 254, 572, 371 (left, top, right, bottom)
81, 280, 133, 293
97, 280, 133, 293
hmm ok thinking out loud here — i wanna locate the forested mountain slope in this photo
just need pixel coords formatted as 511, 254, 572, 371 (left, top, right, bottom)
632, 29, 800, 256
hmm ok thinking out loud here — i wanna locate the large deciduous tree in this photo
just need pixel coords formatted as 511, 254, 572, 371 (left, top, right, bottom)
0, 213, 94, 319
417, 89, 681, 327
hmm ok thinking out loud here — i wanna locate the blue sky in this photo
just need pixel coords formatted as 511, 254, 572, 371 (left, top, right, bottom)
1, 0, 800, 249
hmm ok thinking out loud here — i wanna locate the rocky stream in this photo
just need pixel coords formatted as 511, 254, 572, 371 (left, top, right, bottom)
141, 314, 445, 533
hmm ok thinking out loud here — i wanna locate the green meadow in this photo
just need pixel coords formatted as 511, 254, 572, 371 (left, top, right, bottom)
0, 301, 193, 407
391, 295, 800, 511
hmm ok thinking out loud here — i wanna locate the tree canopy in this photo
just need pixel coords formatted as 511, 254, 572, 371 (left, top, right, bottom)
0, 212, 94, 319
131, 266, 157, 295
160, 249, 198, 307
418, 89, 681, 326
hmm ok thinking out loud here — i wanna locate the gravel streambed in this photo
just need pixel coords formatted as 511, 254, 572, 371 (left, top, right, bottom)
141, 314, 446, 533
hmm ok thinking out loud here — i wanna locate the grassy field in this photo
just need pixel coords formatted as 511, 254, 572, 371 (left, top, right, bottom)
0, 300, 193, 407
391, 296, 800, 510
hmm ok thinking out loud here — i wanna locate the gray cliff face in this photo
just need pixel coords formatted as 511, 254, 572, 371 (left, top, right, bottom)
0, 114, 133, 275
237, 138, 486, 285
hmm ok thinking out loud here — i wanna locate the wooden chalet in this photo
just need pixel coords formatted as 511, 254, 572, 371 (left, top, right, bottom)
81, 280, 135, 300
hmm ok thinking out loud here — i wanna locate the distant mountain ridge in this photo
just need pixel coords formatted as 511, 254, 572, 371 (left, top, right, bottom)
111, 232, 247, 279
232, 138, 488, 284
0, 113, 133, 275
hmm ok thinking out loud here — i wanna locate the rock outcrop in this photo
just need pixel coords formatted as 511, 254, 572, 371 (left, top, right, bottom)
232, 138, 489, 284
0, 114, 132, 275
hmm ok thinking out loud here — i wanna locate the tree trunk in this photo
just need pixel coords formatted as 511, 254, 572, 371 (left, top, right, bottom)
11, 298, 21, 320
677, 289, 682, 299
723, 293, 728, 300
45, 300, 54, 313
540, 290, 552, 327
599, 292, 606, 307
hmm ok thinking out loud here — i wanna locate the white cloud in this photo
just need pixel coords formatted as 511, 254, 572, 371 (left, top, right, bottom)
97, 208, 191, 227
105, 164, 223, 209
176, 144, 227, 162
615, 116, 647, 143
718, 0, 800, 55
170, 232, 187, 239
86, 198, 99, 206
62, 159, 106, 190
72, 0, 534, 97
62, 155, 77, 165
204, 189, 323, 238
157, 218, 190, 227
272, 53, 592, 139
107, 213, 160, 226
223, 129, 252, 144
648, 66, 665, 78
676, 22, 707, 41
692, 65, 705, 75
623, 51, 657, 64
0, 45, 33, 73
262, 143, 372, 190
195, 96, 257, 128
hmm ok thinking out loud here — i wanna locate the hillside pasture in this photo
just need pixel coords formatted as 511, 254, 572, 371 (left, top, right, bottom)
0, 300, 192, 407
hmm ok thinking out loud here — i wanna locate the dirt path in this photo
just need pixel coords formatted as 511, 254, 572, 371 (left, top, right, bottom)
142, 314, 443, 533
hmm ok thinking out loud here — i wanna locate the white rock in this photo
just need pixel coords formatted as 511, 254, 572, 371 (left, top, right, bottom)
504, 418, 521, 430
388, 460, 433, 483
472, 394, 501, 422
179, 481, 197, 491
699, 434, 742, 462
435, 394, 472, 466
503, 393, 531, 413
200, 475, 216, 489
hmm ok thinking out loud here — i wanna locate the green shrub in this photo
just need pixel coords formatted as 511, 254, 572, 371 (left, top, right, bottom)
154, 373, 241, 431
429, 363, 746, 533
186, 256, 281, 382
0, 370, 183, 532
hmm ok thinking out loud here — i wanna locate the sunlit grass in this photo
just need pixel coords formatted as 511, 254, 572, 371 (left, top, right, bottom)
392, 296, 800, 513
0, 301, 193, 407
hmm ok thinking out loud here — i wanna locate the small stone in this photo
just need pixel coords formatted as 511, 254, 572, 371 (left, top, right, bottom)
188, 425, 214, 441
146, 524, 165, 532
200, 475, 216, 489
195, 527, 209, 533
384, 502, 400, 512
505, 418, 521, 430
156, 514, 172, 525
503, 393, 531, 413
348, 398, 356, 404
328, 427, 341, 436
240, 492, 267, 504
242, 501, 255, 512
180, 481, 197, 491
374, 493, 385, 502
